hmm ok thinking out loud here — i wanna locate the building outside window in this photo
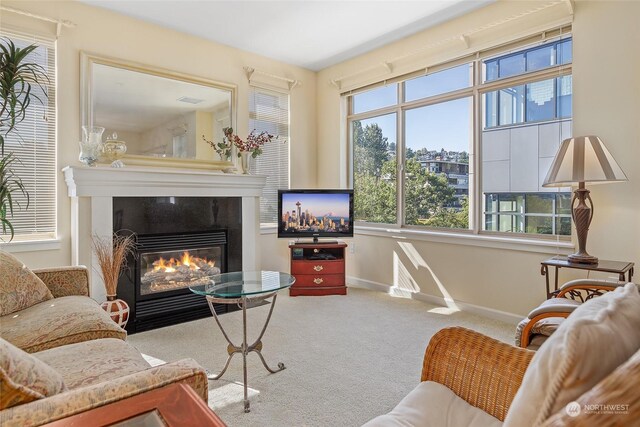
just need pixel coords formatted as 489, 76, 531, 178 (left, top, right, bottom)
348, 35, 572, 237
1, 32, 57, 242
482, 37, 572, 235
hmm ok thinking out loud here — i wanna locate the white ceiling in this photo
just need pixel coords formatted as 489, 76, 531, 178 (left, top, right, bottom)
81, 1, 493, 71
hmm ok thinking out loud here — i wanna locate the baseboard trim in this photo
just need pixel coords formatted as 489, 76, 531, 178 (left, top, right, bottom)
346, 276, 392, 293
346, 275, 522, 325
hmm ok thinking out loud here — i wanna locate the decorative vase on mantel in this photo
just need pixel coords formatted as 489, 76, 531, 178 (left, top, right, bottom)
79, 125, 104, 167
100, 295, 130, 328
239, 151, 252, 174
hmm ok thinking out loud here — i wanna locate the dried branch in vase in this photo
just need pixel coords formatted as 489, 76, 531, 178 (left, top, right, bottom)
202, 127, 284, 159
92, 233, 136, 296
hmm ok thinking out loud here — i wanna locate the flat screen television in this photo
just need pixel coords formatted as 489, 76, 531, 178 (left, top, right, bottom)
278, 189, 353, 243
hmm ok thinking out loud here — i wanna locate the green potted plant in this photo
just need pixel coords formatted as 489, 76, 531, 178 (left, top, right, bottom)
0, 38, 49, 241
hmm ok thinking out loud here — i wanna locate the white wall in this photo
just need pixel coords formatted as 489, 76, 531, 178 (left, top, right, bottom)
571, 0, 640, 267
1, 0, 316, 269
316, 0, 640, 317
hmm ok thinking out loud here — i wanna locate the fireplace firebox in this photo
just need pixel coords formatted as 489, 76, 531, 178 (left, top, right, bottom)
129, 231, 235, 332
137, 231, 226, 298
114, 196, 243, 333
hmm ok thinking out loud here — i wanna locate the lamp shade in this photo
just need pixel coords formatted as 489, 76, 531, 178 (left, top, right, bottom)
542, 135, 628, 187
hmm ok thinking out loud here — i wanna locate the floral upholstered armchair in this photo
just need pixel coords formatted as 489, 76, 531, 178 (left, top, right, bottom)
0, 250, 125, 353
0, 251, 212, 427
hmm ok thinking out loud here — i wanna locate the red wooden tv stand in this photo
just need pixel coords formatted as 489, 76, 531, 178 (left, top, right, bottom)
289, 241, 347, 296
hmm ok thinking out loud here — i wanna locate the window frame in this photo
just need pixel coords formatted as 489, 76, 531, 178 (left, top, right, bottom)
0, 30, 58, 246
347, 35, 573, 242
249, 85, 291, 227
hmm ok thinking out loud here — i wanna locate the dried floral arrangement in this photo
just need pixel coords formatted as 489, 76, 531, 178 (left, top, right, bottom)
203, 127, 282, 159
92, 233, 136, 297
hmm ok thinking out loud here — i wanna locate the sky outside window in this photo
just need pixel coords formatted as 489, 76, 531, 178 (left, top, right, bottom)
404, 63, 472, 102
405, 97, 472, 153
352, 84, 397, 114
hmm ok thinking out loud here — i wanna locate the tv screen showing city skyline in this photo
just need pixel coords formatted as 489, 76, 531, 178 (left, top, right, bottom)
279, 191, 352, 236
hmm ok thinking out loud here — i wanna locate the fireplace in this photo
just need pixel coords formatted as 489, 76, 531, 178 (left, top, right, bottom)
114, 196, 243, 333
63, 166, 265, 331
138, 232, 226, 297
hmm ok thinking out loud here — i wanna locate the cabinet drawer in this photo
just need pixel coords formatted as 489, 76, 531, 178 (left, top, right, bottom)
291, 260, 344, 275
293, 274, 344, 288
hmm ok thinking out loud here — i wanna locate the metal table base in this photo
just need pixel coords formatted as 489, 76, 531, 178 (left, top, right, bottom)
205, 292, 285, 413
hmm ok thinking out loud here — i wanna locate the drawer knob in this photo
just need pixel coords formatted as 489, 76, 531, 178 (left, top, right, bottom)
313, 265, 324, 272
314, 278, 324, 284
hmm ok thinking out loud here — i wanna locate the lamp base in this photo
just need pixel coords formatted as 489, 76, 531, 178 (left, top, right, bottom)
568, 253, 598, 265
569, 183, 598, 265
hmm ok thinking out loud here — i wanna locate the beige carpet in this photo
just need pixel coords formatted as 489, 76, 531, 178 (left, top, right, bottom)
127, 288, 515, 427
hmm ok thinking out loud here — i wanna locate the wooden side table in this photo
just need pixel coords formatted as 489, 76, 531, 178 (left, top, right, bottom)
43, 383, 226, 427
289, 242, 347, 296
541, 256, 634, 299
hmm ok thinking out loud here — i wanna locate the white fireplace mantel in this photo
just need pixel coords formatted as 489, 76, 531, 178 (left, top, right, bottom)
62, 165, 266, 301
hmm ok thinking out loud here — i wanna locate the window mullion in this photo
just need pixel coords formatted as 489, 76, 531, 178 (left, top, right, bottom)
348, 105, 398, 121
472, 59, 482, 234
396, 83, 404, 227
479, 64, 572, 94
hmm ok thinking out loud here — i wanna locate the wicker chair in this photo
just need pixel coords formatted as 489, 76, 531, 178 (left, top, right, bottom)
515, 279, 629, 349
422, 327, 533, 422
366, 284, 640, 426
365, 326, 640, 426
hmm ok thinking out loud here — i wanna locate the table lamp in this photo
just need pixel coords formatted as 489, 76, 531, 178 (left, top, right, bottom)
542, 135, 628, 264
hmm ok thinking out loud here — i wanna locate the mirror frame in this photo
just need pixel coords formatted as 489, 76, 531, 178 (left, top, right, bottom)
81, 52, 237, 170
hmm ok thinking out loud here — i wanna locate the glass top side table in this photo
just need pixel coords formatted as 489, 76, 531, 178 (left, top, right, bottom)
189, 270, 294, 298
540, 256, 634, 299
189, 271, 295, 413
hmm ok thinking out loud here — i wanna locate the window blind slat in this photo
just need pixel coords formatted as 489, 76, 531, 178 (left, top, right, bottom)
1, 32, 57, 239
249, 86, 290, 224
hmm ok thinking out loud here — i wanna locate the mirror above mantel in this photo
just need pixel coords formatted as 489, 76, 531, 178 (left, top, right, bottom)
81, 52, 236, 169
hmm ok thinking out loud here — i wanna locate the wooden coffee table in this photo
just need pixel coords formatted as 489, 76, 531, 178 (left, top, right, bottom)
43, 383, 225, 426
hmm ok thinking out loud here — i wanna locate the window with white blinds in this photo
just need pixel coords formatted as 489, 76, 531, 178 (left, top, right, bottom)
250, 86, 290, 225
1, 31, 57, 241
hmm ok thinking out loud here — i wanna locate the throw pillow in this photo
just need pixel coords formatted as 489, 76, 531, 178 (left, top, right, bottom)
541, 348, 640, 426
504, 283, 640, 427
0, 250, 53, 316
0, 338, 66, 410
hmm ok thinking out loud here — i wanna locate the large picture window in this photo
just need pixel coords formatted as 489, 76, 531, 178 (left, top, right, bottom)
348, 36, 572, 237
1, 32, 57, 242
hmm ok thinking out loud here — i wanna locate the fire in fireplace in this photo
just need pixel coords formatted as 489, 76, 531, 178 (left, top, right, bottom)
140, 249, 221, 295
